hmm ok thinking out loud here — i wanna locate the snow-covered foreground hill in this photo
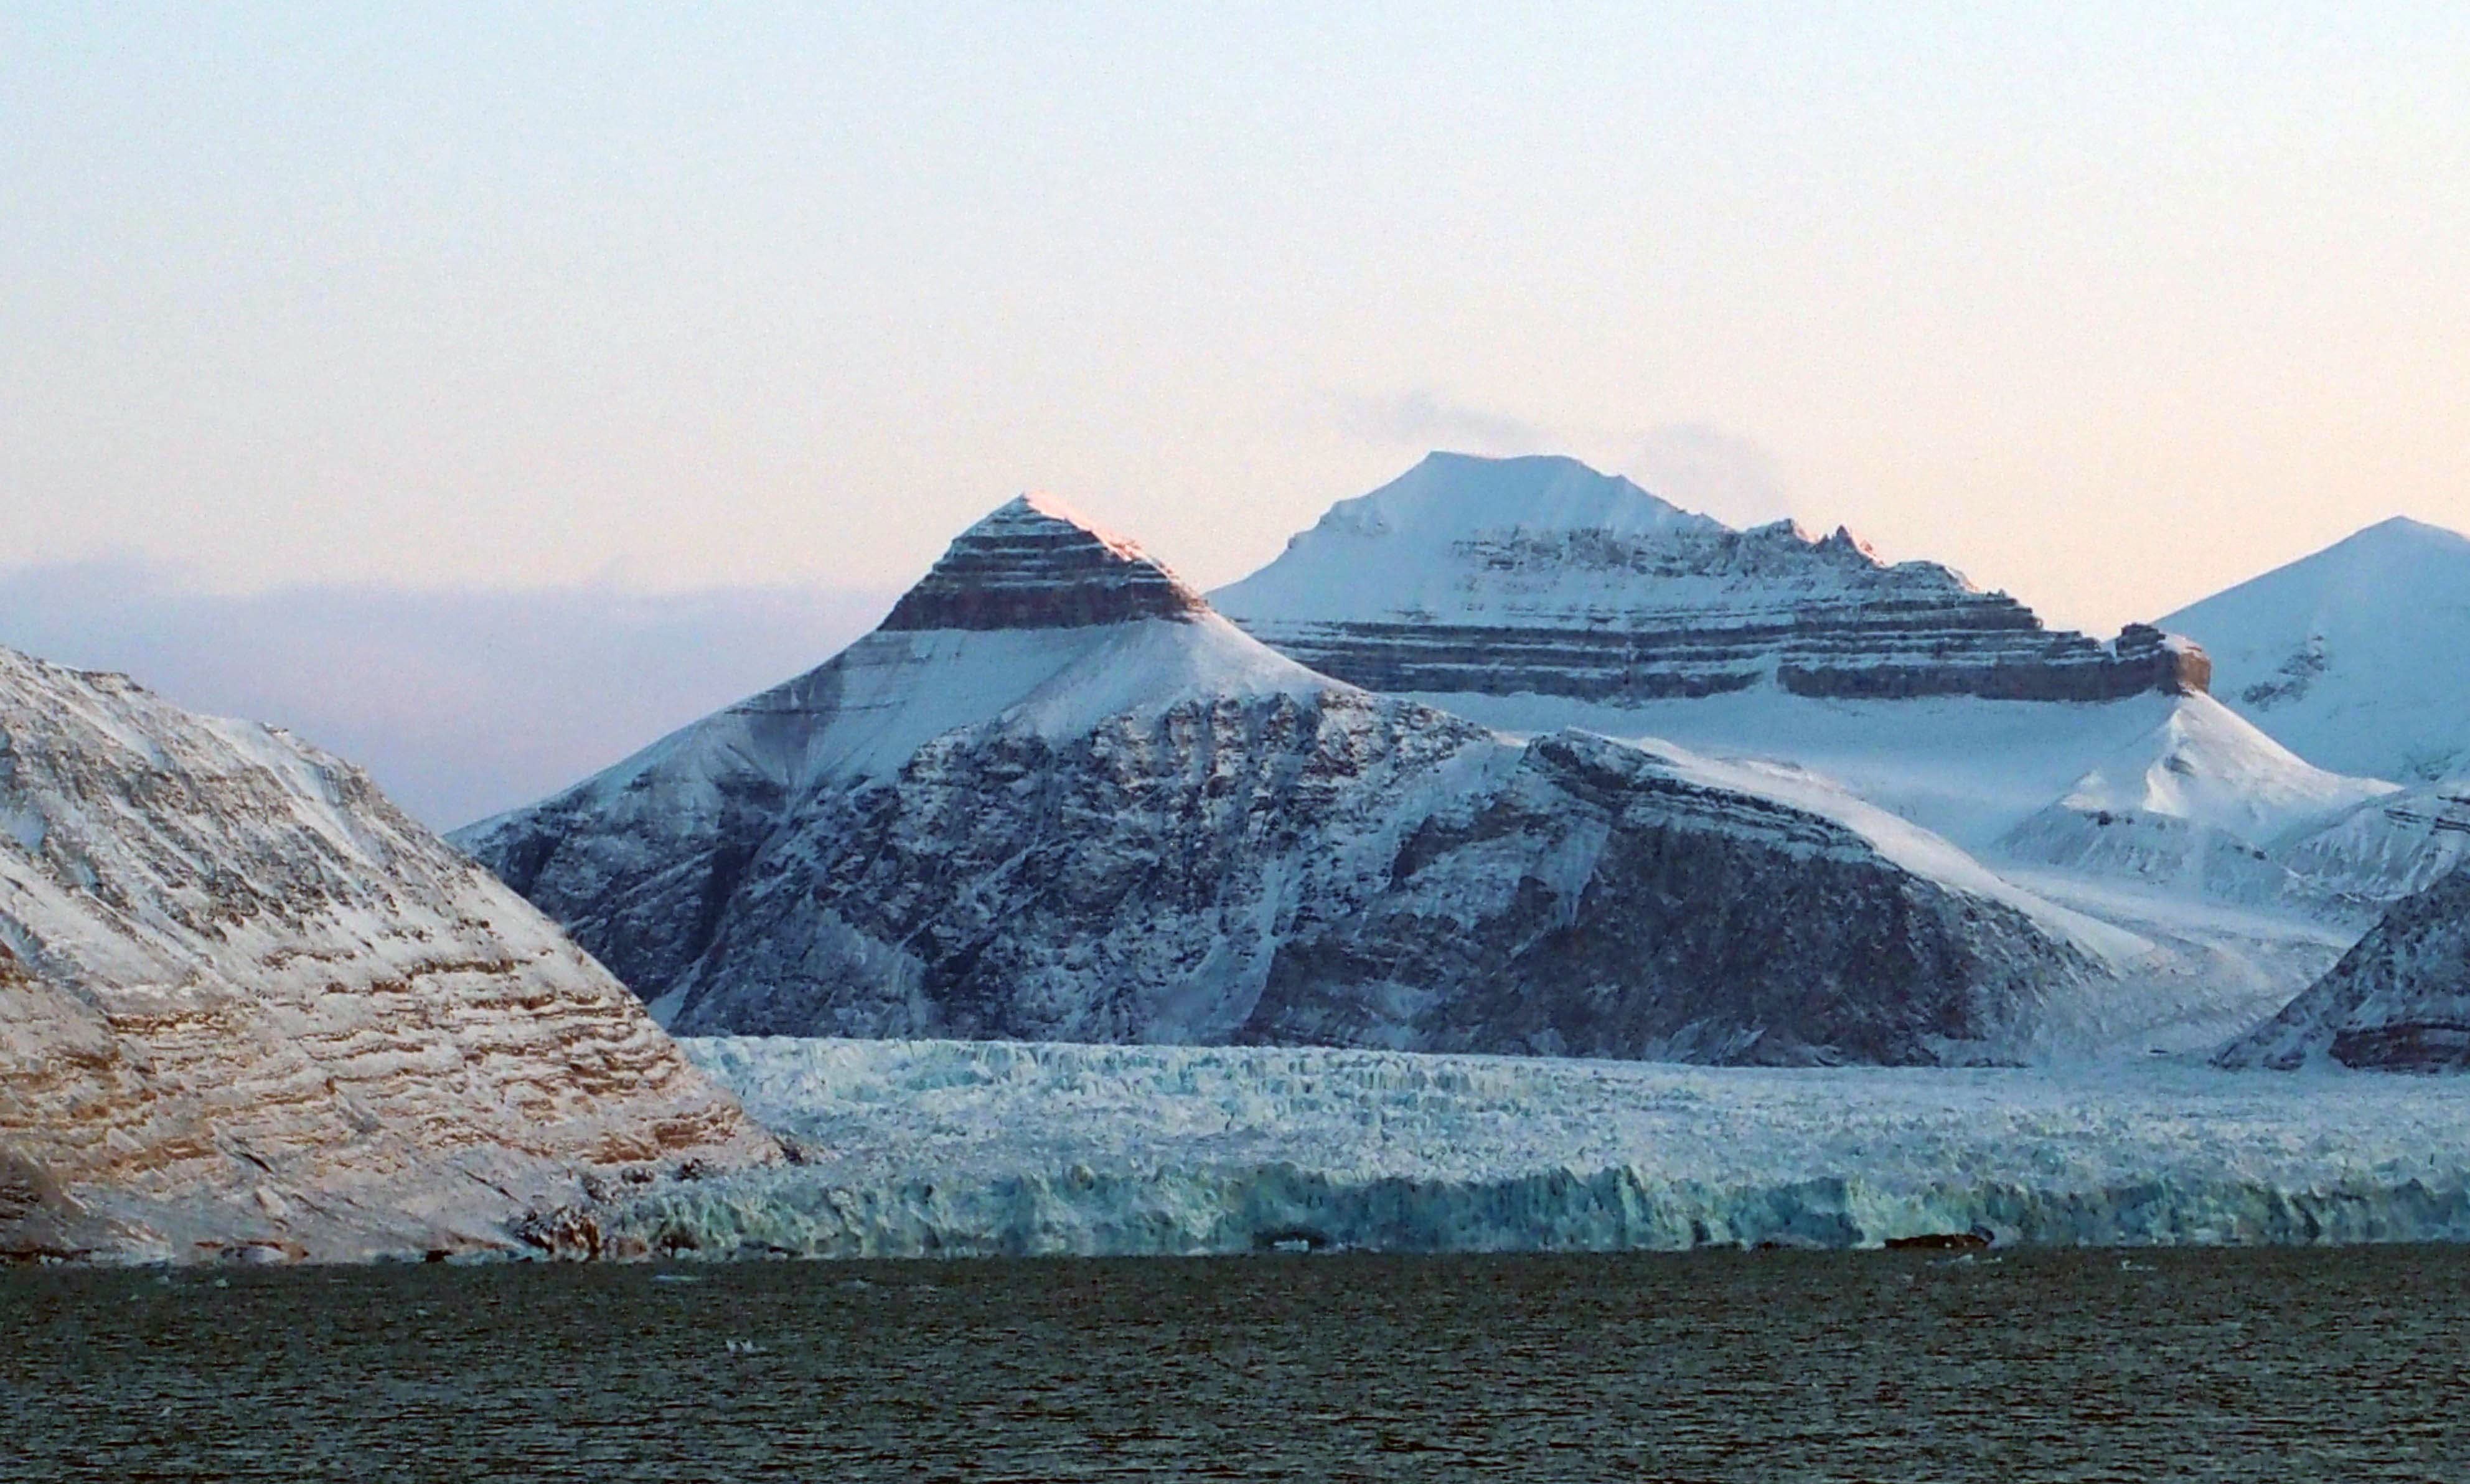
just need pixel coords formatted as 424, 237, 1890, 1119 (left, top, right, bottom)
0, 646, 771, 1263
538, 1037, 2470, 1259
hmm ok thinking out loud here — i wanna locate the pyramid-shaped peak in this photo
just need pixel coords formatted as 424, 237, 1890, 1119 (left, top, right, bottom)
2337, 514, 2470, 554
878, 492, 1211, 633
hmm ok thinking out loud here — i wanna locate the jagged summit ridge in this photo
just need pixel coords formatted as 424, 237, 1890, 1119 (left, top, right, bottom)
878, 492, 1208, 632
1216, 452, 2210, 703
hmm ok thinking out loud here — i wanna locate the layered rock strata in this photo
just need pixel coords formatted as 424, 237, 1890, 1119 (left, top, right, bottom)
878, 492, 1211, 631
0, 648, 771, 1261
1212, 453, 2210, 703
463, 494, 2116, 1066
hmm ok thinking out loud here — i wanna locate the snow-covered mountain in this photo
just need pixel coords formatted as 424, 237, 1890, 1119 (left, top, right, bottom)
2220, 867, 2470, 1071
1997, 693, 2396, 909
1214, 453, 2428, 952
461, 493, 2140, 1066
0, 647, 770, 1262
2162, 516, 2470, 785
1215, 452, 2211, 704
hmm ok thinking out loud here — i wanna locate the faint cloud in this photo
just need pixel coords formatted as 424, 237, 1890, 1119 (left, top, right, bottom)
1333, 390, 1556, 457
0, 563, 896, 830
1625, 422, 1794, 528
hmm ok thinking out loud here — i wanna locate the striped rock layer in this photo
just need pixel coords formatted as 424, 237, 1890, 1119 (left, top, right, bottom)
0, 647, 771, 1261
1213, 453, 2210, 704
878, 492, 1209, 632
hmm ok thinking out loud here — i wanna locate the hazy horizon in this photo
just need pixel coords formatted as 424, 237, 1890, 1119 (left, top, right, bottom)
0, 451, 2439, 829
9, 7, 2467, 820
8, 6, 2466, 639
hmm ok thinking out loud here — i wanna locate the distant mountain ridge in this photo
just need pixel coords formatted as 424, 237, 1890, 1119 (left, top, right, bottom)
1210, 454, 2456, 1040
449, 468, 2470, 1074
459, 492, 2133, 1066
1214, 452, 2210, 704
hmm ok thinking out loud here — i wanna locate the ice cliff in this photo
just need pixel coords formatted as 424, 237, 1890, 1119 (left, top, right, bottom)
523, 1037, 2470, 1259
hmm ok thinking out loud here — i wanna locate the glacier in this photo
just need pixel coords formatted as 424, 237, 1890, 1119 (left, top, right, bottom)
539, 1037, 2470, 1259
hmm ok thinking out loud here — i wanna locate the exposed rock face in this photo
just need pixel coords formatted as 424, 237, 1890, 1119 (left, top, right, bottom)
879, 492, 1209, 631
1212, 453, 2211, 704
2219, 868, 2470, 1071
0, 648, 770, 1262
462, 494, 2117, 1067
1239, 730, 2106, 1064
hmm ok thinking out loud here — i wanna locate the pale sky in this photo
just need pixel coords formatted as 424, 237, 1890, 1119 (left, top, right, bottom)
6, 4, 2467, 637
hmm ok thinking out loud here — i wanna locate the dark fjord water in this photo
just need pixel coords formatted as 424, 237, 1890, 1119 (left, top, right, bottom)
3, 1248, 2463, 1481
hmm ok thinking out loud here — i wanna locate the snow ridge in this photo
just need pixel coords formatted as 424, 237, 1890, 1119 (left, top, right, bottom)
1997, 693, 2398, 909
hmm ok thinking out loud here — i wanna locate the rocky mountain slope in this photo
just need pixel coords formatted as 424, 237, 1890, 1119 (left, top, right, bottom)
461, 494, 2134, 1067
1214, 452, 2210, 704
2162, 516, 2470, 784
2219, 867, 2470, 1071
0, 647, 770, 1262
1213, 454, 2431, 954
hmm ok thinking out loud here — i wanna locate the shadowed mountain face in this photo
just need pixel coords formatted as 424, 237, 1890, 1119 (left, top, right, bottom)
2221, 868, 2470, 1072
1213, 453, 2210, 704
0, 647, 771, 1262
460, 494, 2115, 1067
